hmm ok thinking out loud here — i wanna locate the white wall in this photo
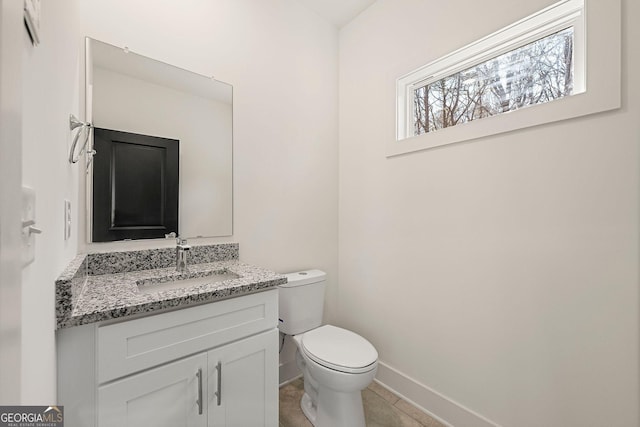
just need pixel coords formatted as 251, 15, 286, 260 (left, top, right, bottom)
16, 0, 338, 402
338, 1, 639, 426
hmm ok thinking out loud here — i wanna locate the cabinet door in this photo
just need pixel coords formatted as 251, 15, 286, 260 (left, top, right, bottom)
98, 353, 207, 427
208, 329, 278, 427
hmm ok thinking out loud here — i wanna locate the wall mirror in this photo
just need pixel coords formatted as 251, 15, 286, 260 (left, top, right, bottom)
85, 37, 233, 242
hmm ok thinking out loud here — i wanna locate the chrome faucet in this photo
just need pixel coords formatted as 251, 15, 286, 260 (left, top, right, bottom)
176, 238, 191, 273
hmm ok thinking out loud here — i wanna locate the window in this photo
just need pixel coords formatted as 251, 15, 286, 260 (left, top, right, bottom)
392, 0, 620, 157
413, 28, 575, 136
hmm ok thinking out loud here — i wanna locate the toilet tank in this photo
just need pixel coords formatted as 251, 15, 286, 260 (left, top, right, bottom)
278, 270, 326, 335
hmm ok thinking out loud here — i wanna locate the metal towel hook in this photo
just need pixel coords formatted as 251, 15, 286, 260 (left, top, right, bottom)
68, 114, 95, 164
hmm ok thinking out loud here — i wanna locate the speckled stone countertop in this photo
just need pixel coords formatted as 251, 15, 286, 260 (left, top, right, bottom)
55, 243, 286, 329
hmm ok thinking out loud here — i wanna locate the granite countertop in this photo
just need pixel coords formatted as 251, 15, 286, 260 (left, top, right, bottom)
55, 244, 286, 329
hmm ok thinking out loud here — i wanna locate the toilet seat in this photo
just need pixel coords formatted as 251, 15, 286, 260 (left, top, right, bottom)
301, 325, 378, 374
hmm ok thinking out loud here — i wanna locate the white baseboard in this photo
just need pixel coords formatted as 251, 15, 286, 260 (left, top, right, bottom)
375, 361, 501, 427
279, 360, 301, 387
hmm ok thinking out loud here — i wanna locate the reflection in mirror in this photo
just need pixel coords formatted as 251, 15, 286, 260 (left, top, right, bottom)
86, 37, 233, 242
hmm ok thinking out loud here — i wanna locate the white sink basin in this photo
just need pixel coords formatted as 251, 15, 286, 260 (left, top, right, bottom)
137, 270, 240, 294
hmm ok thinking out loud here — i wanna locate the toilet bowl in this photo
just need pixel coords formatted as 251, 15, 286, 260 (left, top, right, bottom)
294, 325, 378, 427
279, 271, 378, 427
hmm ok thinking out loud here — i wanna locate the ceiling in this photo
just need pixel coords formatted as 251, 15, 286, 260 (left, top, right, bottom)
297, 0, 376, 28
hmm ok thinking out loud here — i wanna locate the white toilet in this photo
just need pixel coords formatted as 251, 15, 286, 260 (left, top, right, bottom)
279, 270, 378, 427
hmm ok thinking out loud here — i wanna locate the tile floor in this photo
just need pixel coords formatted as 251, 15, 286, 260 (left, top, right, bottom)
279, 378, 446, 427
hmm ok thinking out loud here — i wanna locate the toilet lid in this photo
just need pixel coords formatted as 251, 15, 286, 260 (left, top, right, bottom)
301, 325, 378, 374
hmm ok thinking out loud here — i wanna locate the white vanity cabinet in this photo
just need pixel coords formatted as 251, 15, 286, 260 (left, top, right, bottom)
57, 289, 278, 427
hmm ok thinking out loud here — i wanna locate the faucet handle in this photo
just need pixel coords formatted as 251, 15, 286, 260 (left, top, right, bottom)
177, 238, 191, 249
175, 237, 190, 273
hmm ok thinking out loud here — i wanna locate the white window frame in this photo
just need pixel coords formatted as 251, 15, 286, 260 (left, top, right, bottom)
390, 0, 621, 158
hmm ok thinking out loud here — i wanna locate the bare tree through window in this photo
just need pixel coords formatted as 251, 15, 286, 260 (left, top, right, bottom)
414, 27, 574, 136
